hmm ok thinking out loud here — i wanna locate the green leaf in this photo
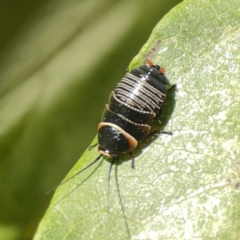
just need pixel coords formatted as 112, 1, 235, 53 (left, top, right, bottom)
35, 0, 240, 239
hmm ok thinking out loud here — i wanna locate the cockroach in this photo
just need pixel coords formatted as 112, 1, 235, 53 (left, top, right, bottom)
53, 60, 174, 192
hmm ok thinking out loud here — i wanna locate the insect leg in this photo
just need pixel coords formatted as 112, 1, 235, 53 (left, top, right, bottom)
168, 84, 177, 92
144, 130, 173, 140
88, 143, 98, 150
129, 152, 135, 169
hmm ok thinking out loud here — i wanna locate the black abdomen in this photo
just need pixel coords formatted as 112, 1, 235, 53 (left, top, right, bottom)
98, 62, 169, 157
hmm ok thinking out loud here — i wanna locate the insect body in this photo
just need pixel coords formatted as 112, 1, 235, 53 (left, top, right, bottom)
98, 60, 168, 161
56, 60, 172, 190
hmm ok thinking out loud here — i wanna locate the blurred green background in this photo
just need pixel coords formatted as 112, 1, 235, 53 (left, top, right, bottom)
0, 0, 182, 239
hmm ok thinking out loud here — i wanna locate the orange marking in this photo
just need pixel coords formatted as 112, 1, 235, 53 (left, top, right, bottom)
147, 60, 154, 66
160, 67, 165, 74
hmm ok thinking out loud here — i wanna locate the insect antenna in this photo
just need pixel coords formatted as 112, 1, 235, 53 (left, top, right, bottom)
108, 158, 116, 208
46, 154, 103, 194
